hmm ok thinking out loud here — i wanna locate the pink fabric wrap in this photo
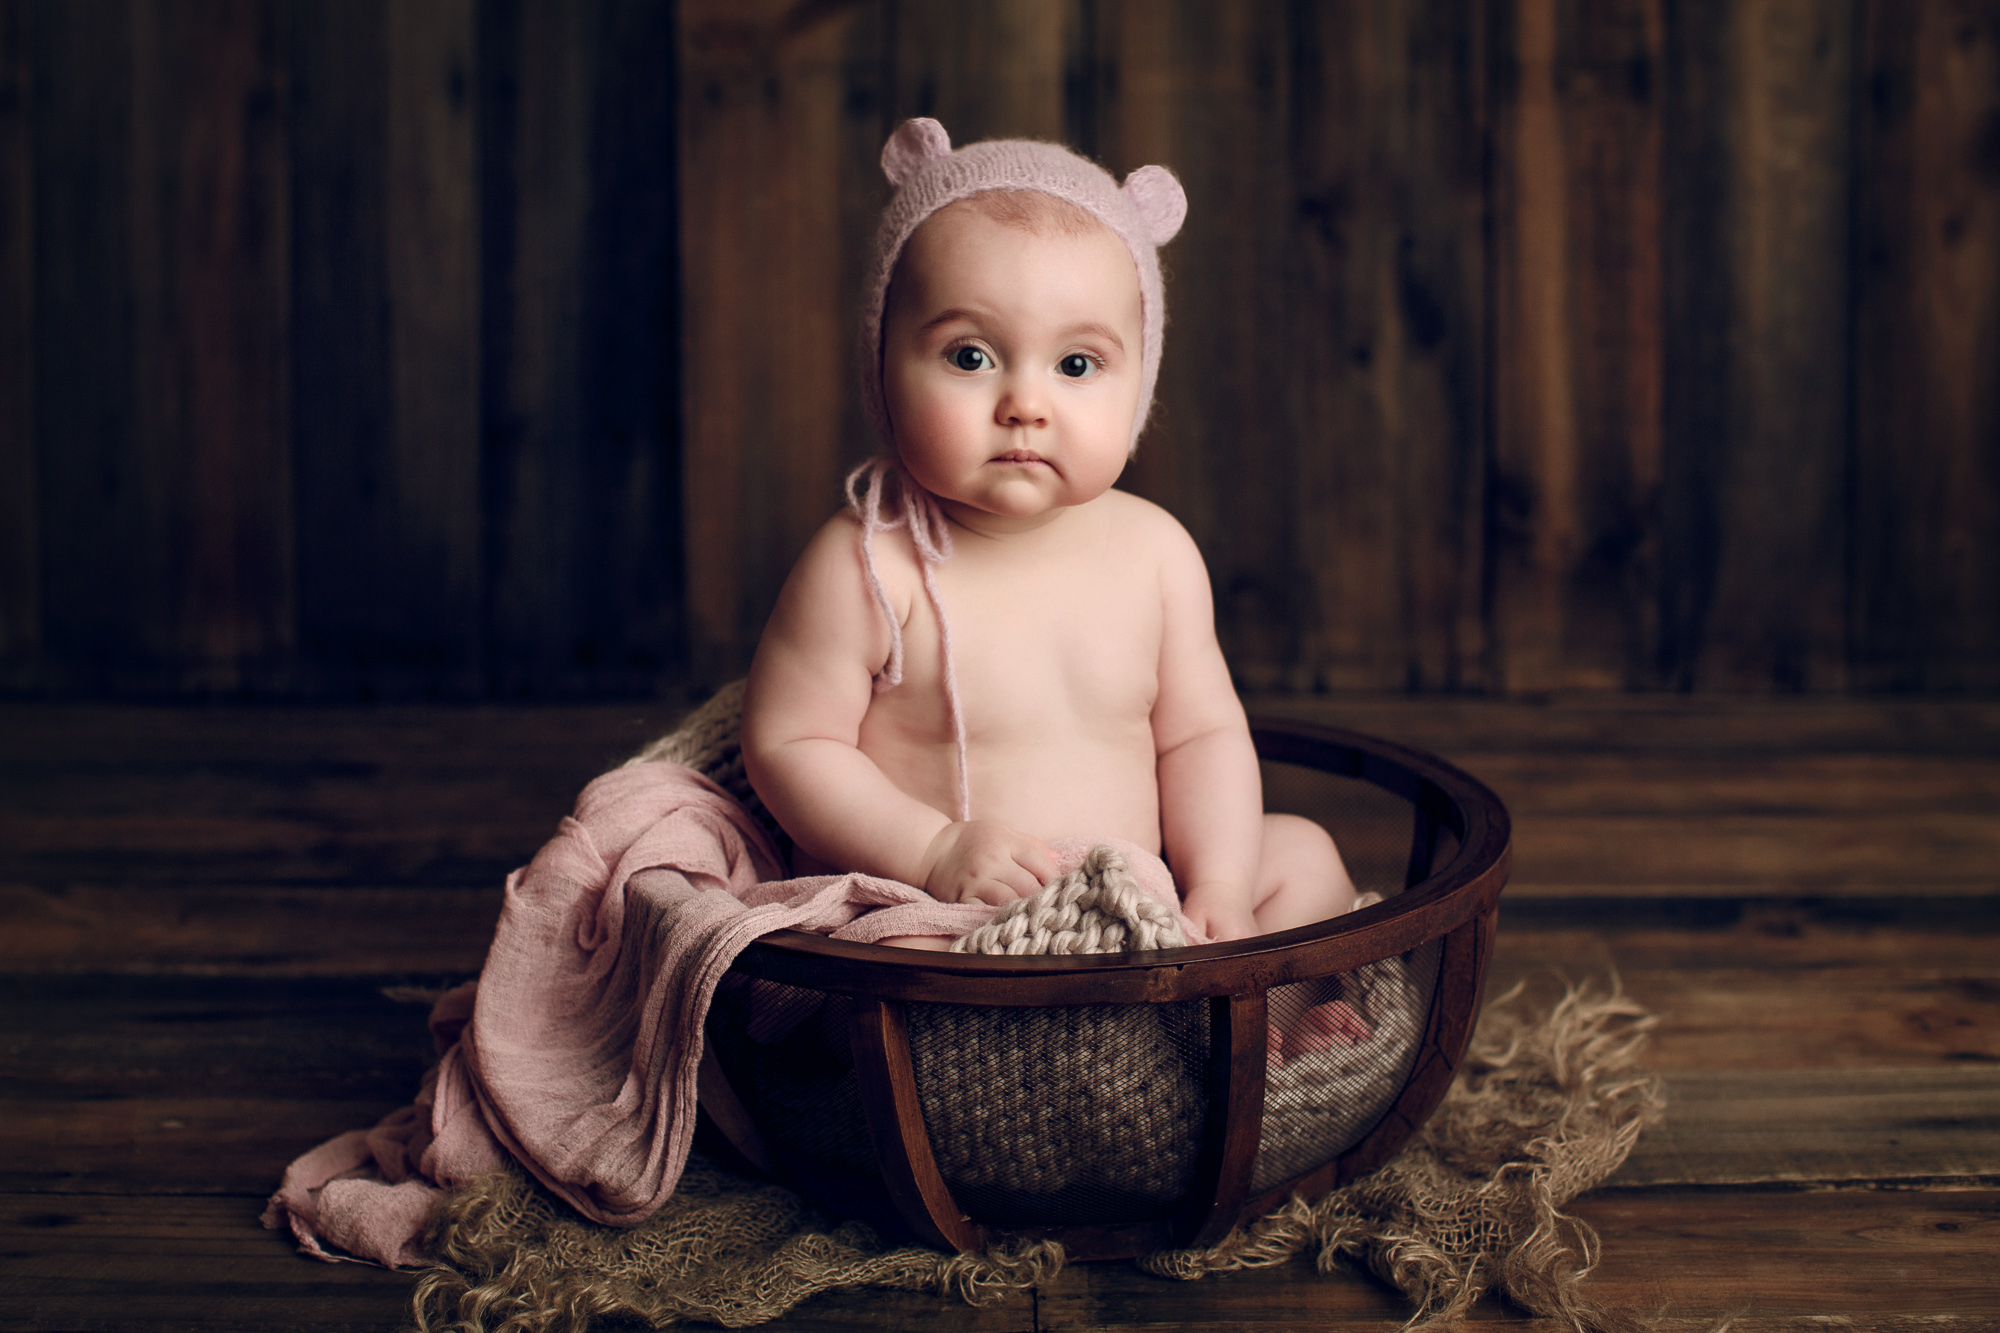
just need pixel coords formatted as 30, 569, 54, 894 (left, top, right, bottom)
262, 761, 1191, 1268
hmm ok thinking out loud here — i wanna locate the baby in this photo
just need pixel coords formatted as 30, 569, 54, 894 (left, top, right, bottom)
741, 118, 1357, 948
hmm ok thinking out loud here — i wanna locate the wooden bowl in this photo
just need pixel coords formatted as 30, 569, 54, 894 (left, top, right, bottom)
696, 717, 1511, 1260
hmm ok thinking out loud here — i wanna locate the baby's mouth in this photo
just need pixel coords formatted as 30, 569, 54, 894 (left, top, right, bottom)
994, 449, 1050, 466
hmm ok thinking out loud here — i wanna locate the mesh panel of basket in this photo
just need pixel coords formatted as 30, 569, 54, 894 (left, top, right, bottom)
707, 975, 877, 1178
1251, 934, 1443, 1194
904, 997, 1212, 1226
708, 761, 1460, 1222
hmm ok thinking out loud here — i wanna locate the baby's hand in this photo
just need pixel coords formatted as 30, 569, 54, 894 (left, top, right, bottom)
1179, 884, 1260, 944
921, 821, 1059, 907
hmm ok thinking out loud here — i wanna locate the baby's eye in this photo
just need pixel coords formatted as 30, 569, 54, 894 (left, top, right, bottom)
1057, 353, 1100, 379
951, 346, 993, 372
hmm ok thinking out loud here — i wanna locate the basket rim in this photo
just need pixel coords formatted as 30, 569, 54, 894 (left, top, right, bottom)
729, 716, 1511, 1005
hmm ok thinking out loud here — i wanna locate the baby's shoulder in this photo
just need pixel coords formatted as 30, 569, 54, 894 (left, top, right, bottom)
794, 507, 920, 569
780, 508, 920, 605
1098, 486, 1189, 537
1097, 488, 1206, 568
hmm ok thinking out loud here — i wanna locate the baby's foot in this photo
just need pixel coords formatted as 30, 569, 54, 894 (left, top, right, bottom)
1279, 1000, 1371, 1061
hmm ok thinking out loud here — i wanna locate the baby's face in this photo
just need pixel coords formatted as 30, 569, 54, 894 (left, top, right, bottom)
882, 201, 1144, 529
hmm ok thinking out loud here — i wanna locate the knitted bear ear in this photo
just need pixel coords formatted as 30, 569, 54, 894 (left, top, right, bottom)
1121, 165, 1186, 246
881, 118, 952, 188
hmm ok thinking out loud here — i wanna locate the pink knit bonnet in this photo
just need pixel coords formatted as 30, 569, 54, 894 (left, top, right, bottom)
860, 118, 1188, 455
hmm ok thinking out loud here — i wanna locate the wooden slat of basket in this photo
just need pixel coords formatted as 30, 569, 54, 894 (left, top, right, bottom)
847, 997, 982, 1253
1181, 991, 1269, 1249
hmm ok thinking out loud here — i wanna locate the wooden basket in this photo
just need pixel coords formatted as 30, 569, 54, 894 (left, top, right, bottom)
696, 717, 1511, 1260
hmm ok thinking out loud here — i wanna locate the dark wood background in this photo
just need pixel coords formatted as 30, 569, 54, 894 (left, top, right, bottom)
1, 0, 1994, 700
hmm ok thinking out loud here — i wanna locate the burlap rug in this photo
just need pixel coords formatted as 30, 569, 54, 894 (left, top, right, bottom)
408, 979, 1661, 1333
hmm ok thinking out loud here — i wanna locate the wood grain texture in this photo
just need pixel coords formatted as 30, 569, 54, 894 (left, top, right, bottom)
1093, 2, 1299, 689
2, 695, 1992, 975
2, 1097, 423, 1196
288, 0, 397, 694
677, 0, 856, 683
1657, 0, 1857, 691
384, 0, 480, 693
1657, 0, 1735, 691
0, 977, 433, 1195
1, 1194, 424, 1333
2, 0, 1996, 698
0, 883, 499, 975
1283, 0, 1487, 693
0, 703, 671, 888
0, 0, 32, 686
0, 1194, 1038, 1333
1561, 1187, 2000, 1330
1504, 809, 2000, 897
1039, 1189, 2000, 1332
1, 696, 1996, 1329
1852, 0, 2000, 691
138, 0, 295, 693
481, 0, 682, 695
1490, 0, 1668, 691
891, 0, 1071, 145
6, 1192, 1991, 1333
1494, 925, 2000, 1073
0, 976, 437, 1089
1691, 0, 1854, 690
1243, 691, 2000, 753
30, 0, 157, 692
285, 0, 486, 698
1619, 1066, 2000, 1185
481, 0, 592, 692
559, 0, 683, 692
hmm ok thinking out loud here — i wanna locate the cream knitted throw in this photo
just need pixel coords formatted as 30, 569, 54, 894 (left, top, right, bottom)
950, 843, 1188, 954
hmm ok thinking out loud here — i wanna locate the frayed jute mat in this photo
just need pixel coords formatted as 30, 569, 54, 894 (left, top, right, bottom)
410, 980, 1661, 1333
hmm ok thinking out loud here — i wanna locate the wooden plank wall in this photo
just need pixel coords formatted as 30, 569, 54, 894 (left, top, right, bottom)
0, 0, 680, 699
0, 0, 1993, 699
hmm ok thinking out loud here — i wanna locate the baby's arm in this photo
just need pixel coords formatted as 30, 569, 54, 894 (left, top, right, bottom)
741, 517, 1055, 906
1149, 517, 1266, 943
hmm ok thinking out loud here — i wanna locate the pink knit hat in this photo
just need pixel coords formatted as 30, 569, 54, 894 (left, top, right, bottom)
860, 118, 1188, 455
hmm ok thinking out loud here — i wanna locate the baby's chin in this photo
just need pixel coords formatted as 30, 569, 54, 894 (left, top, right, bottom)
936, 483, 1084, 531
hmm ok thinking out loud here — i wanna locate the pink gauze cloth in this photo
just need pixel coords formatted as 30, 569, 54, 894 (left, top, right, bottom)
260, 759, 1193, 1269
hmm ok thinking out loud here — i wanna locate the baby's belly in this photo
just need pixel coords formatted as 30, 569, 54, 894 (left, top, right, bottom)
863, 725, 1163, 854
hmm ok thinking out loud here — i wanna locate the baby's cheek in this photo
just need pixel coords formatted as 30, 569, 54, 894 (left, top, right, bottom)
890, 395, 977, 469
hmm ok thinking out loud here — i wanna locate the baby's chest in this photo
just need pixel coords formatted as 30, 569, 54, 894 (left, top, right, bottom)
938, 566, 1162, 713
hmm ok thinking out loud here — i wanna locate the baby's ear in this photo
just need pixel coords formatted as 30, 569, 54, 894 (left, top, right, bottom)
881, 118, 952, 188
1121, 165, 1186, 246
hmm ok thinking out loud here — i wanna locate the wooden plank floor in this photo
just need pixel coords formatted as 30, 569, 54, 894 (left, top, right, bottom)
3, 696, 1997, 1331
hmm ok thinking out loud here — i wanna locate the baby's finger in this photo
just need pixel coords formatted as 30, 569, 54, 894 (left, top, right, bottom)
1015, 839, 1060, 885
964, 879, 1020, 908
1008, 858, 1056, 899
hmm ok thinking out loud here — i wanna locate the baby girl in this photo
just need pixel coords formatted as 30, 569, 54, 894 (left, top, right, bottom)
741, 118, 1357, 949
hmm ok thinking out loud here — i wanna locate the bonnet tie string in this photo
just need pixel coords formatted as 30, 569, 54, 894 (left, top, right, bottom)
844, 457, 971, 823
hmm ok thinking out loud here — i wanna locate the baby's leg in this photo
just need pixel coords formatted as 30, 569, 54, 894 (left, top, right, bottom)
875, 934, 953, 951
1254, 816, 1365, 1063
1250, 813, 1358, 934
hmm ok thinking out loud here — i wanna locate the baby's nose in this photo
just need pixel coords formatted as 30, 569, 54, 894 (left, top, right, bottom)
995, 378, 1049, 427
